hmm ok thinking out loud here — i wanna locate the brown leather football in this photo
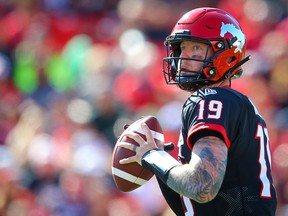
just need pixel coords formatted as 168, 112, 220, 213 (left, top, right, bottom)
111, 115, 164, 192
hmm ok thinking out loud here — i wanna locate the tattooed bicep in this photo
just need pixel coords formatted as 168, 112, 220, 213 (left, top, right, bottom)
192, 136, 228, 166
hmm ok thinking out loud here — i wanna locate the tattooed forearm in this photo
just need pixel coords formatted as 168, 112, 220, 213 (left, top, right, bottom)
166, 136, 228, 203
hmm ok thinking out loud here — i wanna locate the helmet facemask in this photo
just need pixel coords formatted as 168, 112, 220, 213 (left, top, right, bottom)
163, 35, 220, 91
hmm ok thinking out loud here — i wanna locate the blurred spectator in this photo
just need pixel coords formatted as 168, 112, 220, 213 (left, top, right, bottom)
90, 91, 127, 147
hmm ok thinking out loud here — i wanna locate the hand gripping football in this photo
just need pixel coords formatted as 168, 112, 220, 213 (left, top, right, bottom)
111, 115, 164, 192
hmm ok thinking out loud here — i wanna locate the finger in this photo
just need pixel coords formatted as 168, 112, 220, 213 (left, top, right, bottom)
132, 145, 137, 152
123, 131, 145, 145
119, 156, 137, 164
141, 123, 154, 142
118, 142, 136, 152
141, 123, 160, 149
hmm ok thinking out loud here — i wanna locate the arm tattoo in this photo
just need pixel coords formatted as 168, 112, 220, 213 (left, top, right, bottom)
166, 136, 228, 203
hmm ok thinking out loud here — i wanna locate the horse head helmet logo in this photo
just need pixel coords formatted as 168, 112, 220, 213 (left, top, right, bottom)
220, 22, 245, 53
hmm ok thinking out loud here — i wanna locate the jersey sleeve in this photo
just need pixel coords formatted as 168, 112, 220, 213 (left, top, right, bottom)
186, 88, 243, 149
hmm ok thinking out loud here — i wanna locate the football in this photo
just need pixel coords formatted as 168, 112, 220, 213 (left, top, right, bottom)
111, 115, 164, 192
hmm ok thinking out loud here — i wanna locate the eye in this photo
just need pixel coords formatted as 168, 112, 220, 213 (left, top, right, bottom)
193, 45, 202, 51
180, 45, 185, 52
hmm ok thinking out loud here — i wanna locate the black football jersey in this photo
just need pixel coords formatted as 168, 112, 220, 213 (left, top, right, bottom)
158, 87, 277, 216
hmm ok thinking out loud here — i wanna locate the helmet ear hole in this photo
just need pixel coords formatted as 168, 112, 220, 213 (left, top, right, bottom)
226, 56, 237, 64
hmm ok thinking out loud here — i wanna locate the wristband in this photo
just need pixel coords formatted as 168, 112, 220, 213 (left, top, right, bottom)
141, 149, 181, 184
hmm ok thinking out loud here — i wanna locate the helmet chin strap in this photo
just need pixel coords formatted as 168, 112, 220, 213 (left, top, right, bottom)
214, 78, 231, 88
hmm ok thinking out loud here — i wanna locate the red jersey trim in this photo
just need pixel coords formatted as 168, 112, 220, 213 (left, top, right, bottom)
187, 123, 231, 149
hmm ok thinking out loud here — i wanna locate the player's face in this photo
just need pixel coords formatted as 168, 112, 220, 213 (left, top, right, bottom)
177, 41, 213, 74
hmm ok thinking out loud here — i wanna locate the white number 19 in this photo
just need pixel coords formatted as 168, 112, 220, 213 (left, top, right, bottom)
197, 100, 223, 120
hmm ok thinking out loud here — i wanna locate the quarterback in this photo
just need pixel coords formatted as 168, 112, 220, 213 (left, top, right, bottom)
119, 7, 277, 215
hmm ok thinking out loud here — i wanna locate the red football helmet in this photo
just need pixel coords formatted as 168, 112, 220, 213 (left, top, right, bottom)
162, 7, 251, 91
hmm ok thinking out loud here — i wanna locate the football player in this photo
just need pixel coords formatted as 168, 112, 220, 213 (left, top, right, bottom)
119, 7, 277, 216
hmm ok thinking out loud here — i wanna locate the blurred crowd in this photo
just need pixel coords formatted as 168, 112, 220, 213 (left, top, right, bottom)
0, 0, 287, 215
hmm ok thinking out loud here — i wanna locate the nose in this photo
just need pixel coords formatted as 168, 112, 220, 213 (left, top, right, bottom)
178, 50, 204, 72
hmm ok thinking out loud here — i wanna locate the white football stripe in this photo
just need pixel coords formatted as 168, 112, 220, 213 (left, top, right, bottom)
112, 167, 147, 185
133, 127, 164, 142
